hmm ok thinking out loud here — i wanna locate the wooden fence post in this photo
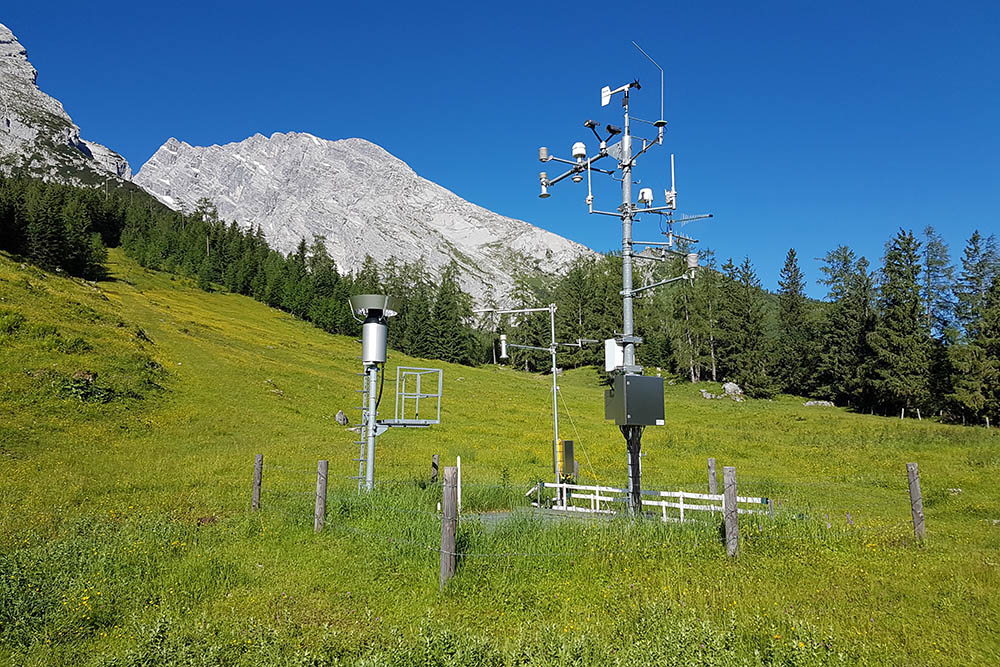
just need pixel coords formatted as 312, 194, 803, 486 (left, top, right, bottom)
907, 462, 925, 541
314, 460, 328, 533
431, 454, 439, 484
723, 466, 738, 557
708, 457, 718, 495
251, 454, 263, 511
440, 466, 458, 590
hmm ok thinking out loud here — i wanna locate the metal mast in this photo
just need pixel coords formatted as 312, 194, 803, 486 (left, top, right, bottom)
536, 50, 711, 516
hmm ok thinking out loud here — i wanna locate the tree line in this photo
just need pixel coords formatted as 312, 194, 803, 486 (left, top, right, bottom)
119, 199, 489, 366
509, 227, 999, 424
3, 173, 998, 424
0, 174, 128, 279
0, 174, 488, 366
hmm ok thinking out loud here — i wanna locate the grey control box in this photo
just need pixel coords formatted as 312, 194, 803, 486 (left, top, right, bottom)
604, 374, 665, 426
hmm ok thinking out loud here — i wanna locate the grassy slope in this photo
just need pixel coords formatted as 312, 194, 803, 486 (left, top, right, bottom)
1, 249, 998, 665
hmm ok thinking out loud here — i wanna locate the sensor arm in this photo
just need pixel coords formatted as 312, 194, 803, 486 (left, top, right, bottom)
627, 273, 690, 296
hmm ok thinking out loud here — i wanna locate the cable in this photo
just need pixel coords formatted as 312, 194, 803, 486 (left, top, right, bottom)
557, 385, 599, 481
375, 362, 386, 411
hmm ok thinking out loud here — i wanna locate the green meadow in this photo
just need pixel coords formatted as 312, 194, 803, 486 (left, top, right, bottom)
1, 249, 998, 665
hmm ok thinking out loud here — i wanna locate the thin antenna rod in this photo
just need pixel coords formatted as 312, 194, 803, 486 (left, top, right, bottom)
632, 41, 663, 121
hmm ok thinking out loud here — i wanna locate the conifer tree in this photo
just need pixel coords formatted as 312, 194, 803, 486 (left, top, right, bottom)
978, 277, 1000, 421
24, 184, 66, 272
954, 230, 1000, 340
922, 226, 955, 339
716, 257, 774, 397
0, 177, 26, 254
403, 278, 436, 359
354, 255, 381, 294
281, 239, 313, 318
775, 248, 816, 394
431, 261, 474, 364
816, 247, 876, 408
866, 229, 929, 415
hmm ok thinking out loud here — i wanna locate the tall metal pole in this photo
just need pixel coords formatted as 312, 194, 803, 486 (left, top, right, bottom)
364, 363, 379, 491
549, 303, 562, 504
621, 91, 635, 368
619, 90, 643, 515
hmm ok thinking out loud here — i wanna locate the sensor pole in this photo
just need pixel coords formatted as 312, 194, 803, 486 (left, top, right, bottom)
363, 361, 379, 491
618, 87, 645, 516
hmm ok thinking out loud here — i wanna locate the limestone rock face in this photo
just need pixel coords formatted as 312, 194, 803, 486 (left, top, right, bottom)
134, 132, 594, 303
0, 23, 131, 183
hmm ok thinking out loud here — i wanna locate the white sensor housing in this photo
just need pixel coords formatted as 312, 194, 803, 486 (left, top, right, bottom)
638, 188, 654, 204
572, 142, 587, 160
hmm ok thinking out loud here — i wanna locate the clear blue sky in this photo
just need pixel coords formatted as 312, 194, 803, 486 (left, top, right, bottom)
5, 1, 998, 297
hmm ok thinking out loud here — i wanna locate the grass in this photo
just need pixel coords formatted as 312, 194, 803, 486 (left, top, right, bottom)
0, 249, 998, 665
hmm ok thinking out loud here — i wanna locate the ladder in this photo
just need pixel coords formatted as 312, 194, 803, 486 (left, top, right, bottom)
351, 370, 370, 492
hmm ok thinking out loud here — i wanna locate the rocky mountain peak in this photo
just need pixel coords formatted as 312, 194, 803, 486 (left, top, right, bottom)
0, 22, 131, 183
135, 131, 594, 304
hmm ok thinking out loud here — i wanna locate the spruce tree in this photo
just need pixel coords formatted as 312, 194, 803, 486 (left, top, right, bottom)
24, 184, 66, 272
866, 229, 929, 415
921, 226, 955, 339
775, 248, 816, 394
431, 261, 474, 364
816, 248, 877, 408
978, 277, 1000, 421
354, 255, 381, 294
716, 257, 774, 397
945, 342, 991, 423
404, 279, 436, 359
954, 230, 1000, 340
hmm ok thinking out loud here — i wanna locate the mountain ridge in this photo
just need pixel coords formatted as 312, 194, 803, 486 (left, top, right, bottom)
134, 131, 594, 304
0, 23, 131, 185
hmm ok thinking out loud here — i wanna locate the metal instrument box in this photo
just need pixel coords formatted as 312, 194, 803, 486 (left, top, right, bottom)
604, 374, 665, 426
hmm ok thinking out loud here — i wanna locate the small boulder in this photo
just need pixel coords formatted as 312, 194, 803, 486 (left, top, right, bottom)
335, 410, 349, 426
804, 400, 835, 407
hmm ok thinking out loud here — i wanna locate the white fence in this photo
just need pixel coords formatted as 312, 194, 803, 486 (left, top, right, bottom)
533, 481, 773, 523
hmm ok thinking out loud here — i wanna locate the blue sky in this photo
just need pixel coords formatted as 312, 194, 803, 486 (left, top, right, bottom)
5, 1, 998, 297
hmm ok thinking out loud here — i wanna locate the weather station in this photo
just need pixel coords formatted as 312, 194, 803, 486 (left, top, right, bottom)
348, 294, 443, 492
474, 304, 596, 504
536, 43, 712, 514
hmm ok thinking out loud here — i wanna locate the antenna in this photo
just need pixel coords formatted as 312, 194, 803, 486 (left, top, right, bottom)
633, 41, 666, 128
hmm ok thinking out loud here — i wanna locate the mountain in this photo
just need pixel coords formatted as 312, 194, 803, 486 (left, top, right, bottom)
134, 132, 593, 303
0, 23, 131, 185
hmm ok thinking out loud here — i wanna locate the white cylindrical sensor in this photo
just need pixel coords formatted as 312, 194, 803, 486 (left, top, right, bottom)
687, 253, 699, 270
572, 142, 587, 160
538, 146, 549, 162
361, 316, 388, 364
638, 187, 654, 204
499, 333, 509, 360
